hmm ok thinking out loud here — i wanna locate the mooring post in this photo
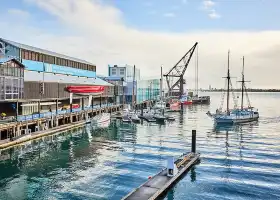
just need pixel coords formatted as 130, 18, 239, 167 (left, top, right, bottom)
192, 129, 196, 153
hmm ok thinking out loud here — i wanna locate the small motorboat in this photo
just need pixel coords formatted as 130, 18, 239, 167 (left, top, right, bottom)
180, 95, 192, 105
153, 114, 166, 123
166, 116, 176, 121
153, 101, 166, 109
122, 115, 132, 123
130, 114, 140, 123
92, 113, 110, 128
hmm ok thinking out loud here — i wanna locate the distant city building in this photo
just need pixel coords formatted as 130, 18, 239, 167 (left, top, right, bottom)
108, 64, 140, 82
107, 64, 159, 104
108, 64, 140, 104
137, 79, 160, 103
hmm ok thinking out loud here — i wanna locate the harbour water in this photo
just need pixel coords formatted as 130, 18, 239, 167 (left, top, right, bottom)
0, 92, 279, 200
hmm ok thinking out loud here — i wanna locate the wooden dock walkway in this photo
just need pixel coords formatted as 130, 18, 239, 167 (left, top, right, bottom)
0, 120, 87, 150
122, 130, 200, 200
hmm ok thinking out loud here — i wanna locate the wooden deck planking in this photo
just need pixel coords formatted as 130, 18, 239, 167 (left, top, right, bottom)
122, 153, 200, 200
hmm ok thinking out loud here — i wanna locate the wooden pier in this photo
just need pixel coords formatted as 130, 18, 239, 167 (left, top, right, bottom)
0, 100, 154, 149
122, 130, 200, 200
0, 104, 122, 149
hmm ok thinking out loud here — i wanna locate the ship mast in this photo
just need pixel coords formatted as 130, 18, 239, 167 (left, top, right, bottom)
226, 50, 230, 115
160, 65, 163, 101
241, 56, 245, 110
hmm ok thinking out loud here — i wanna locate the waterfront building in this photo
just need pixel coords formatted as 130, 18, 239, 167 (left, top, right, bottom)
108, 64, 140, 82
136, 79, 160, 103
99, 76, 126, 105
0, 38, 113, 118
108, 64, 140, 104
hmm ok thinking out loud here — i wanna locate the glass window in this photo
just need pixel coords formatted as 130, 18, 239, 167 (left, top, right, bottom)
31, 52, 35, 60
120, 68, 125, 76
35, 53, 39, 61
0, 77, 4, 100
25, 51, 28, 59
111, 68, 117, 75
0, 65, 3, 76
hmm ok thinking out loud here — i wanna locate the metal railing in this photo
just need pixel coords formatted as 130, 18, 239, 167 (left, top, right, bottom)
16, 103, 117, 122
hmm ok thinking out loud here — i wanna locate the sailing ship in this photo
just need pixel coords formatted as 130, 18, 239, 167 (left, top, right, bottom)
207, 52, 259, 124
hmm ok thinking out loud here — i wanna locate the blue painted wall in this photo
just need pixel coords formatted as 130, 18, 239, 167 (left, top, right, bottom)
22, 59, 96, 78
0, 39, 20, 59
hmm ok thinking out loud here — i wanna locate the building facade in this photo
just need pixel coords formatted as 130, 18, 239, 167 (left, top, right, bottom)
108, 64, 140, 104
108, 64, 160, 104
136, 79, 160, 103
0, 38, 114, 117
108, 64, 140, 82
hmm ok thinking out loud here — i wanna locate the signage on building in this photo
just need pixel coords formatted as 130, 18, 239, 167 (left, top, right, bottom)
22, 59, 96, 78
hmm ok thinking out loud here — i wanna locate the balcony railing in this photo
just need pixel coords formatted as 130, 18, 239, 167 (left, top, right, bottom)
16, 103, 117, 122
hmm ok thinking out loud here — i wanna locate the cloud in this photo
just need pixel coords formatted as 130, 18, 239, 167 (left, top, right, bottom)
1, 0, 280, 89
7, 8, 30, 18
182, 0, 188, 4
203, 0, 215, 9
208, 9, 221, 19
201, 0, 221, 19
163, 12, 176, 18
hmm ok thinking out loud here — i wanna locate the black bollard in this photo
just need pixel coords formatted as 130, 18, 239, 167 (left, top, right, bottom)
141, 104, 143, 116
192, 130, 196, 153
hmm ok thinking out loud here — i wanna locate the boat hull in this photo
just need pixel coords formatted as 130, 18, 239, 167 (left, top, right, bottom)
192, 96, 210, 105
215, 115, 259, 124
182, 101, 192, 105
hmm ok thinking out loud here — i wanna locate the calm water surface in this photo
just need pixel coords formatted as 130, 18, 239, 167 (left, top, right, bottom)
0, 92, 280, 200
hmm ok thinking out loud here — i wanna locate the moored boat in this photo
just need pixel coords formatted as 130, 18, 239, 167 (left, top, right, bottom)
130, 114, 141, 123
153, 113, 166, 123
207, 52, 259, 124
122, 115, 132, 123
180, 95, 192, 105
169, 100, 181, 112
92, 113, 110, 128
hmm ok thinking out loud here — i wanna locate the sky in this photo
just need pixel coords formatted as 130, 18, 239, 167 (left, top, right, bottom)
0, 0, 280, 89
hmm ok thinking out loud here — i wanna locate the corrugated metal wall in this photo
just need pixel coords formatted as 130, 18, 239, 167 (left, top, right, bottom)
24, 82, 114, 100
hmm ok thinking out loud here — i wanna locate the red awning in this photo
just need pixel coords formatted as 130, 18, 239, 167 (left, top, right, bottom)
66, 86, 105, 94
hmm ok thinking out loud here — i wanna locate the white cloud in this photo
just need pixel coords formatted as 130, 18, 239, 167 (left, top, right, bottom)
163, 12, 176, 18
201, 0, 221, 19
208, 9, 220, 19
7, 8, 30, 18
182, 0, 188, 4
1, 0, 280, 89
203, 0, 215, 9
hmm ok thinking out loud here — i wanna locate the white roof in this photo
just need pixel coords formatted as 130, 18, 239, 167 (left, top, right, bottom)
1, 38, 94, 66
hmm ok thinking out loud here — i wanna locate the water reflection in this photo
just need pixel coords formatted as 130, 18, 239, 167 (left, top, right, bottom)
190, 167, 197, 182
0, 93, 280, 200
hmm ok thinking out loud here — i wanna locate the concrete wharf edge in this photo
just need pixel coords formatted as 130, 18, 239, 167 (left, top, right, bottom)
0, 120, 87, 150
122, 153, 200, 200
